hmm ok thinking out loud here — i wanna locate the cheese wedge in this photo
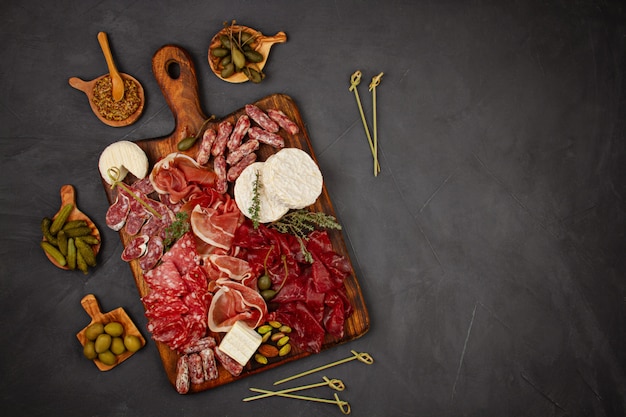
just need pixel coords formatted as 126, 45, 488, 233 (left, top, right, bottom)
218, 321, 262, 366
98, 140, 149, 185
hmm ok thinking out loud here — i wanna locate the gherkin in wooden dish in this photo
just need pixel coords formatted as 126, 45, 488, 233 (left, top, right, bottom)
208, 21, 286, 84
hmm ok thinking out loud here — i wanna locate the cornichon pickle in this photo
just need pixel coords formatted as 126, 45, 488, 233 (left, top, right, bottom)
49, 204, 73, 235
57, 230, 68, 256
177, 136, 198, 151
239, 31, 252, 43
63, 226, 92, 238
66, 238, 77, 270
220, 55, 232, 66
211, 47, 230, 57
243, 67, 263, 84
244, 50, 263, 63
75, 238, 96, 267
40, 241, 66, 266
76, 235, 99, 245
76, 251, 88, 275
41, 217, 58, 245
63, 220, 87, 230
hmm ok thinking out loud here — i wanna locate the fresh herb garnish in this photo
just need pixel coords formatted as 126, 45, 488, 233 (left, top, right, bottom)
163, 211, 190, 249
269, 210, 342, 263
249, 170, 262, 229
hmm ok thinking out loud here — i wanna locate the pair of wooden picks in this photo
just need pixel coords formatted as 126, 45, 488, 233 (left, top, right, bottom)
350, 71, 384, 176
243, 350, 374, 414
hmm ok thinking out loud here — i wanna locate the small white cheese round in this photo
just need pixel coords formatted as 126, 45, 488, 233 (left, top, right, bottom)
262, 148, 323, 209
98, 141, 149, 185
234, 162, 289, 223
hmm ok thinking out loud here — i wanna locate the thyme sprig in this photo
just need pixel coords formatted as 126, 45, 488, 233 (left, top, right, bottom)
249, 170, 262, 229
163, 211, 190, 249
270, 210, 342, 263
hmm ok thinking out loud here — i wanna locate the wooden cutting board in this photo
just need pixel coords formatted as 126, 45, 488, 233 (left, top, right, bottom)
101, 44, 370, 393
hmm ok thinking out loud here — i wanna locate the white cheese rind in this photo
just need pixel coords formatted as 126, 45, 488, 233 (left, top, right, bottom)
218, 321, 262, 366
98, 140, 149, 185
262, 148, 323, 209
234, 162, 290, 223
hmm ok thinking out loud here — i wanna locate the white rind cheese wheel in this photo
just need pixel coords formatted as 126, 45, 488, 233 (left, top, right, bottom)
262, 148, 323, 209
234, 162, 289, 223
98, 140, 149, 185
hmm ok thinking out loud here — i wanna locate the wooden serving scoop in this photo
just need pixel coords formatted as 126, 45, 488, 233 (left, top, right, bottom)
68, 74, 144, 127
44, 184, 101, 270
208, 24, 287, 83
97, 31, 125, 102
76, 294, 146, 371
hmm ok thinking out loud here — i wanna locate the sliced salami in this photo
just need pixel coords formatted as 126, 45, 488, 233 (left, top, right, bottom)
175, 355, 190, 394
183, 336, 217, 354
267, 109, 300, 135
197, 128, 216, 165
245, 104, 279, 133
105, 191, 130, 231
161, 232, 198, 275
226, 138, 259, 166
121, 235, 149, 262
200, 348, 219, 381
214, 346, 243, 377
139, 235, 164, 272
188, 353, 205, 385
227, 115, 250, 151
247, 126, 285, 149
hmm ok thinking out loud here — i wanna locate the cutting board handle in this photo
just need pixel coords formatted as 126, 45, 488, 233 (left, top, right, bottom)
152, 45, 208, 143
81, 294, 105, 322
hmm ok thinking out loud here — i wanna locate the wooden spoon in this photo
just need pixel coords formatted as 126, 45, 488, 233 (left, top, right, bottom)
97, 31, 125, 101
43, 184, 101, 270
208, 24, 287, 83
76, 294, 146, 371
68, 73, 144, 127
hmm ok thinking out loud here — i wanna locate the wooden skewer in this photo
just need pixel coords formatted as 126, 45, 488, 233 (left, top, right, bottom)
244, 377, 345, 402
369, 72, 384, 176
274, 350, 374, 385
349, 71, 380, 174
245, 389, 351, 414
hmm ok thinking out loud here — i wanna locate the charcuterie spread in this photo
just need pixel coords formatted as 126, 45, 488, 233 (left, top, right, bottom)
97, 45, 369, 393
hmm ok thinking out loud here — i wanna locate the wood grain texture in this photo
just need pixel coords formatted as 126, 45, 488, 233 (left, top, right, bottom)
100, 45, 369, 393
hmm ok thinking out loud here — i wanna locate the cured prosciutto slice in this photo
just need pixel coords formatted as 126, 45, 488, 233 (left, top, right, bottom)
208, 279, 267, 333
200, 254, 253, 283
150, 153, 217, 204
188, 192, 243, 251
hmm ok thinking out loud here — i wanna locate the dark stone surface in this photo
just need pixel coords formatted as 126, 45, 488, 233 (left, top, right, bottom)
1, 0, 624, 415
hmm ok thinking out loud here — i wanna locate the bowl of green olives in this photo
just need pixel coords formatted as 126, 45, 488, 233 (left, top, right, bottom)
76, 294, 146, 371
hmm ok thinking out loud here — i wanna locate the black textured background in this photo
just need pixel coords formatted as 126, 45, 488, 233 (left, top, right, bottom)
1, 1, 624, 416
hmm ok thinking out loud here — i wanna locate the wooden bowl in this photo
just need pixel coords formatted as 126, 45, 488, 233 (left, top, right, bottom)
43, 184, 101, 270
76, 294, 146, 371
69, 73, 144, 127
208, 24, 287, 83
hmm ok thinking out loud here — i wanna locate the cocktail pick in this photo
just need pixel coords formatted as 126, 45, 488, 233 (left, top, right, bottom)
349, 71, 380, 174
246, 389, 351, 414
244, 376, 345, 402
274, 350, 374, 385
368, 72, 384, 177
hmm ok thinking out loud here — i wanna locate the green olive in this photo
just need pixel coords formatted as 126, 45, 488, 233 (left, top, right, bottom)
98, 350, 117, 366
124, 335, 142, 352
257, 274, 272, 291
94, 333, 112, 353
110, 337, 126, 355
83, 341, 97, 360
85, 323, 104, 341
104, 322, 124, 337
261, 289, 276, 302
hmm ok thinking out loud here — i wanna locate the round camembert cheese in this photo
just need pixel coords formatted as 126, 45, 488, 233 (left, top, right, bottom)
234, 148, 323, 223
98, 140, 149, 185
